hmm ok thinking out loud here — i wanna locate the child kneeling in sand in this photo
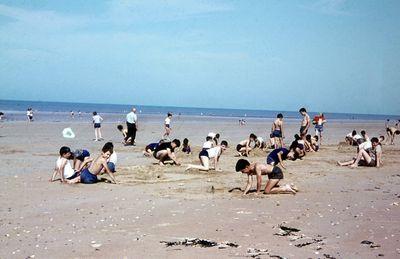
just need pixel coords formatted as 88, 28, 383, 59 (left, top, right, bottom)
186, 140, 228, 172
68, 143, 117, 184
235, 159, 297, 195
153, 139, 181, 166
50, 146, 78, 183
236, 133, 257, 156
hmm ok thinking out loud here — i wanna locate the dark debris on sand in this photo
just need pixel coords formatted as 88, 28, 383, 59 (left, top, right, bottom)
161, 238, 238, 248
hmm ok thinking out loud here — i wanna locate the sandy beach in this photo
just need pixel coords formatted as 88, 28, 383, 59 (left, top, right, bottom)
0, 116, 399, 258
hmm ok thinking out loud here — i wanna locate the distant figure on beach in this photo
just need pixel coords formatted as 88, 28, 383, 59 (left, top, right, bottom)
163, 113, 172, 140
271, 113, 284, 148
239, 119, 246, 126
182, 138, 192, 154
68, 143, 117, 184
313, 113, 326, 145
78, 111, 81, 117
345, 130, 363, 146
0, 111, 4, 121
255, 136, 266, 149
26, 108, 34, 122
385, 119, 400, 145
236, 133, 257, 156
202, 136, 214, 150
70, 110, 74, 118
125, 108, 137, 146
117, 124, 130, 144
92, 111, 103, 141
337, 137, 382, 168
50, 146, 78, 183
186, 141, 228, 172
207, 132, 220, 146
299, 108, 310, 150
153, 139, 181, 166
235, 159, 298, 195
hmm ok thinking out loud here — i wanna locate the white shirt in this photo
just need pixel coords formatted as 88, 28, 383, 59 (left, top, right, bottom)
353, 134, 362, 140
207, 146, 221, 158
359, 141, 372, 150
93, 115, 103, 124
256, 137, 264, 143
108, 152, 117, 164
207, 132, 216, 138
165, 117, 171, 125
202, 141, 213, 149
56, 157, 75, 179
126, 112, 137, 124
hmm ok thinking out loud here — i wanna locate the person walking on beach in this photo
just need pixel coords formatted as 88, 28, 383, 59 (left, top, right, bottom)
271, 113, 284, 148
26, 108, 34, 122
125, 108, 137, 146
92, 111, 103, 141
163, 112, 172, 140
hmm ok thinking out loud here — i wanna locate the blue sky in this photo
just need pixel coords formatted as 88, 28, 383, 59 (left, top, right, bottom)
0, 0, 399, 115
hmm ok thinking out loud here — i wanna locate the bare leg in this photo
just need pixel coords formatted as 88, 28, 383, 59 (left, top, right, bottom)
337, 159, 355, 166
98, 128, 103, 139
185, 156, 210, 171
350, 149, 372, 168
264, 179, 296, 194
94, 129, 98, 141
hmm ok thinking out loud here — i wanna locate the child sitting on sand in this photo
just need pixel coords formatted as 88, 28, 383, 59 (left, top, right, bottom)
182, 138, 192, 154
186, 141, 228, 172
235, 159, 297, 195
236, 133, 257, 156
50, 146, 78, 183
72, 149, 91, 172
153, 139, 181, 166
68, 143, 117, 184
337, 137, 382, 168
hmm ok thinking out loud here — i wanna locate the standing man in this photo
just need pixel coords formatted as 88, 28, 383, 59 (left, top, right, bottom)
125, 107, 138, 146
299, 107, 311, 151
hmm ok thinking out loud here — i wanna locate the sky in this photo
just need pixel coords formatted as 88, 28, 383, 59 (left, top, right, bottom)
0, 0, 399, 115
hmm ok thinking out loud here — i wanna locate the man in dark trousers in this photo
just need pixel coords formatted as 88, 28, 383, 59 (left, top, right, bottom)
125, 107, 137, 146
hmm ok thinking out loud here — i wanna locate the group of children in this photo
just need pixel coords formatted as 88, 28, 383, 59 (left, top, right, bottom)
339, 129, 384, 168
51, 142, 117, 184
51, 107, 391, 194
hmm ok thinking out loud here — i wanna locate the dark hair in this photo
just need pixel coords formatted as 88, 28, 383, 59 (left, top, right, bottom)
102, 142, 114, 153
206, 136, 212, 141
379, 135, 385, 140
289, 140, 298, 151
361, 130, 366, 136
221, 140, 228, 147
352, 130, 357, 136
314, 135, 319, 141
59, 146, 71, 156
395, 130, 400, 135
306, 134, 312, 142
93, 111, 97, 116
215, 133, 220, 139
294, 134, 301, 141
117, 125, 123, 131
249, 133, 257, 139
172, 139, 181, 147
235, 159, 250, 172
277, 113, 283, 119
299, 108, 306, 113
371, 137, 379, 144
183, 138, 189, 145
167, 112, 172, 117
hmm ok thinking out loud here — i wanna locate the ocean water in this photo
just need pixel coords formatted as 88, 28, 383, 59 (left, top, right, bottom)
0, 99, 398, 122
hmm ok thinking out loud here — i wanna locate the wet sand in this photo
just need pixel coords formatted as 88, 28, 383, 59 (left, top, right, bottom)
0, 116, 399, 258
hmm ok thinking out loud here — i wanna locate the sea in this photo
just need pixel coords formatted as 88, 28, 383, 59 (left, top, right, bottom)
0, 99, 398, 122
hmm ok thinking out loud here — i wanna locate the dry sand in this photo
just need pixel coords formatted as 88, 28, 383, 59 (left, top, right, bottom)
0, 116, 399, 258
